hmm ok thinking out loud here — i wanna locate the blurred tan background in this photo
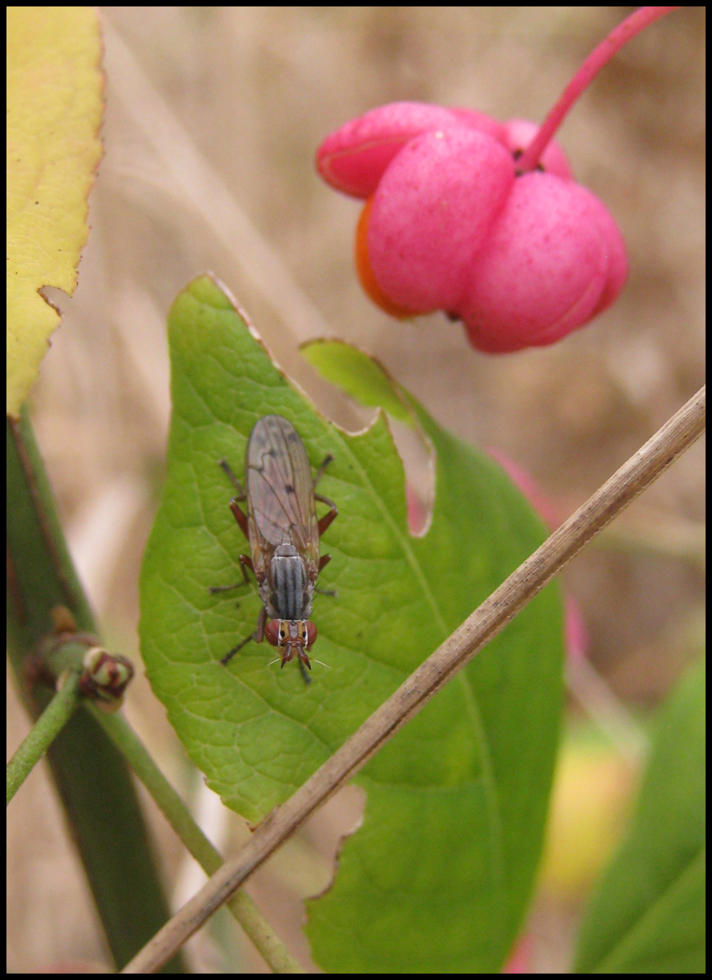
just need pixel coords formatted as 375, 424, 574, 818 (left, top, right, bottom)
8, 7, 704, 973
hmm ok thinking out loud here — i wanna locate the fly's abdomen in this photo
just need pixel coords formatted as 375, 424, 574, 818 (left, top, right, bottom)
270, 545, 309, 620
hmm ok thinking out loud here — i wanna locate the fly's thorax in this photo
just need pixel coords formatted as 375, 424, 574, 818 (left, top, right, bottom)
268, 543, 313, 620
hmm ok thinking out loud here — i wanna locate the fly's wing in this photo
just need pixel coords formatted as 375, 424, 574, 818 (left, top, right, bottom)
245, 415, 320, 575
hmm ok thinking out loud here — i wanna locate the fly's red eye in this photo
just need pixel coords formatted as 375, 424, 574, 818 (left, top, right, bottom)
305, 622, 317, 648
265, 620, 281, 646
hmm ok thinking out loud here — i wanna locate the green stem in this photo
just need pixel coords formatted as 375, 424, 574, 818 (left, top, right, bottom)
94, 707, 305, 973
7, 408, 185, 972
7, 669, 82, 804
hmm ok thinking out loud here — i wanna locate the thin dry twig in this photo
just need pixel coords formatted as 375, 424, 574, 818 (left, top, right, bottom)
123, 385, 705, 974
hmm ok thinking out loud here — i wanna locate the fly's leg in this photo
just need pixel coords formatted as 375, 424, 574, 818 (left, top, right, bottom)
313, 457, 338, 599
298, 659, 312, 686
309, 450, 340, 538
208, 554, 254, 594
221, 605, 266, 666
215, 458, 265, 667
315, 553, 336, 598
313, 455, 338, 536
210, 458, 253, 594
312, 453, 333, 486
219, 458, 245, 497
218, 458, 250, 539
219, 631, 253, 665
315, 495, 338, 538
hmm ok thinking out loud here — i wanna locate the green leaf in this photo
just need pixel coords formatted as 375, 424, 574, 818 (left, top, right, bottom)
573, 658, 705, 974
301, 339, 414, 424
140, 275, 564, 972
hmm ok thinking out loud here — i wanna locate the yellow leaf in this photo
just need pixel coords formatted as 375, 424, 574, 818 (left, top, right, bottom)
539, 737, 636, 896
7, 6, 104, 416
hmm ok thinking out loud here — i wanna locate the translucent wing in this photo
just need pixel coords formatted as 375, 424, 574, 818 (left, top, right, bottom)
245, 415, 320, 575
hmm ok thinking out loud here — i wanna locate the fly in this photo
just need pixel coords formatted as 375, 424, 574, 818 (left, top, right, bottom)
211, 414, 337, 680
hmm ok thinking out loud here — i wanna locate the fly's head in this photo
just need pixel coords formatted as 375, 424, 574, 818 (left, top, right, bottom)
264, 618, 317, 670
